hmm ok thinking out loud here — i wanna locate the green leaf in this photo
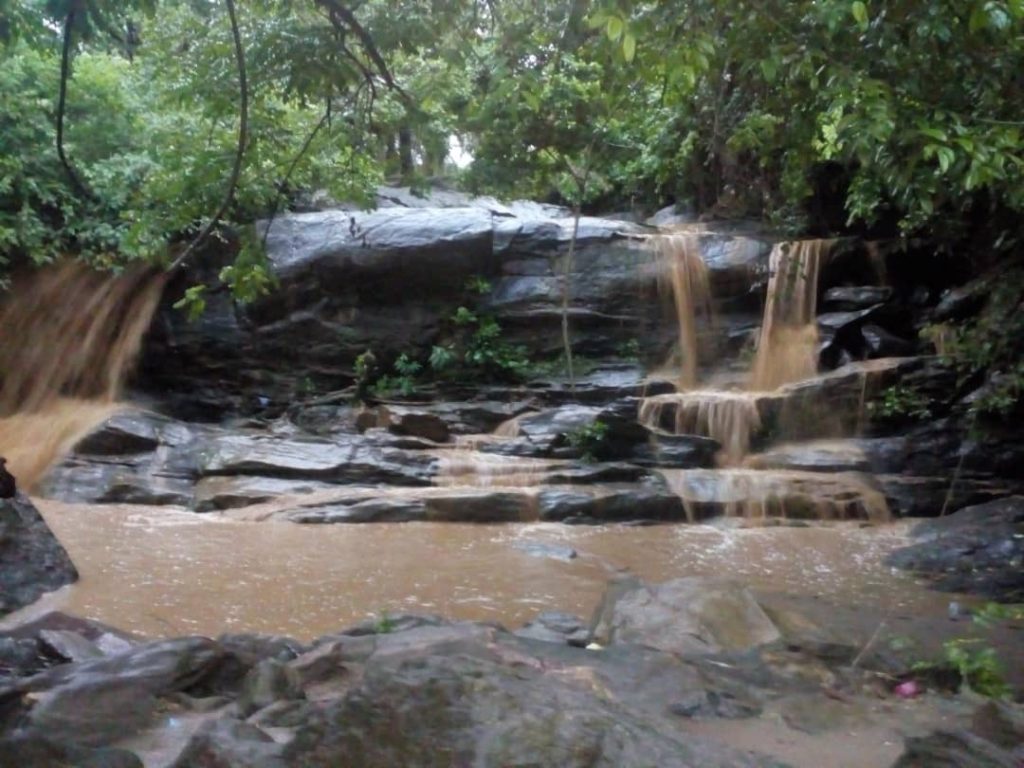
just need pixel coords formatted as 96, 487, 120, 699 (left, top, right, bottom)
622, 33, 636, 63
851, 1, 868, 26
606, 16, 624, 42
969, 4, 989, 32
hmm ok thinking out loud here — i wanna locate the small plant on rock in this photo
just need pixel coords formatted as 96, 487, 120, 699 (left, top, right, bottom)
869, 384, 932, 421
566, 419, 610, 461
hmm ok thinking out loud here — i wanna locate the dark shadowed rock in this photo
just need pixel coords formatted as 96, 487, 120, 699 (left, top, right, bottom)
515, 611, 590, 646
891, 730, 1017, 768
378, 405, 450, 443
0, 734, 143, 768
860, 324, 916, 358
12, 637, 226, 747
822, 286, 893, 311
0, 496, 77, 616
536, 486, 687, 523
200, 434, 435, 486
168, 718, 284, 768
72, 411, 164, 455
886, 496, 1024, 601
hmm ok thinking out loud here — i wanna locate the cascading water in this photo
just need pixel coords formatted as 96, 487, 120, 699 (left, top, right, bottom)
0, 262, 166, 489
639, 391, 762, 466
654, 234, 713, 389
639, 235, 889, 520
749, 239, 831, 391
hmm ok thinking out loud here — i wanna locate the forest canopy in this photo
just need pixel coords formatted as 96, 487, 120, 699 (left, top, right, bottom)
1, 0, 1022, 284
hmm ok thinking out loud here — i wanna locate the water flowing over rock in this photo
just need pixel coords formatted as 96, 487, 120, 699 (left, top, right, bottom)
750, 240, 832, 390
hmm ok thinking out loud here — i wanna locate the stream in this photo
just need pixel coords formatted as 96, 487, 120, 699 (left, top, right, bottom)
6, 498, 955, 641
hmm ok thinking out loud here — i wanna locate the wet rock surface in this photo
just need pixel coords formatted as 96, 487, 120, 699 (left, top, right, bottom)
0, 496, 78, 617
3, 574, 1016, 768
887, 496, 1024, 601
0, 577, 873, 768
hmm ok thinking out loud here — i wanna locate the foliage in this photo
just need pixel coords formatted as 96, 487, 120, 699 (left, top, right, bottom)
869, 385, 933, 422
935, 638, 1011, 699
3, 0, 1023, 316
910, 601, 1022, 699
565, 419, 610, 462
934, 266, 1024, 416
371, 353, 420, 397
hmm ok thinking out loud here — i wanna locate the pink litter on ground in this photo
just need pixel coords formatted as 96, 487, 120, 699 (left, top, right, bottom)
894, 681, 921, 698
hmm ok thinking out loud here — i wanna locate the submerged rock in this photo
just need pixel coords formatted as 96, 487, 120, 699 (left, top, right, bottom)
0, 496, 78, 616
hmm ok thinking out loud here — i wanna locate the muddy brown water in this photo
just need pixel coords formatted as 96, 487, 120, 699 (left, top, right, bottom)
3, 498, 962, 642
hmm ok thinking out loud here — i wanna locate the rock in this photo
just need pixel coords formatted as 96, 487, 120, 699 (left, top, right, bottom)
194, 476, 338, 512
14, 637, 226, 747
0, 637, 47, 681
891, 730, 1017, 768
861, 324, 916, 358
0, 734, 143, 768
777, 694, 870, 735
286, 641, 347, 687
646, 203, 697, 228
168, 718, 284, 768
72, 410, 164, 455
273, 645, 781, 768
536, 486, 688, 523
0, 496, 78, 616
511, 540, 578, 562
822, 286, 893, 311
515, 612, 590, 646
37, 631, 103, 663
745, 440, 871, 473
288, 498, 427, 523
886, 496, 1024, 601
200, 434, 434, 486
972, 700, 1024, 751
237, 659, 304, 717
39, 416, 202, 507
589, 577, 782, 655
378, 405, 450, 443
630, 432, 721, 469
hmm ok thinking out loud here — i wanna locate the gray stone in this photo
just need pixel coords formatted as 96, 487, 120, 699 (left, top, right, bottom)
891, 730, 1017, 768
0, 735, 143, 768
589, 577, 782, 655
237, 659, 304, 717
887, 496, 1024, 601
0, 496, 78, 616
511, 541, 578, 562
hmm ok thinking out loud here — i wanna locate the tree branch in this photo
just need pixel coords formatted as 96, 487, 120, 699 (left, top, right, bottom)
314, 0, 409, 104
170, 0, 248, 272
260, 108, 331, 250
56, 8, 93, 200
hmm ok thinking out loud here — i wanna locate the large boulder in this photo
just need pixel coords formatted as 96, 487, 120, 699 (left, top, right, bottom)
137, 196, 774, 412
589, 577, 782, 655
6, 637, 226, 748
886, 496, 1024, 601
0, 496, 77, 616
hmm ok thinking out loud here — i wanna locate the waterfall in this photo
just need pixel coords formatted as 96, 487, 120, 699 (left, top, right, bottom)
654, 234, 713, 389
749, 240, 832, 391
0, 262, 166, 489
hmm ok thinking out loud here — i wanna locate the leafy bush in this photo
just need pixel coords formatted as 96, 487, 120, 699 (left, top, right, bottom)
566, 420, 610, 462
869, 385, 933, 421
